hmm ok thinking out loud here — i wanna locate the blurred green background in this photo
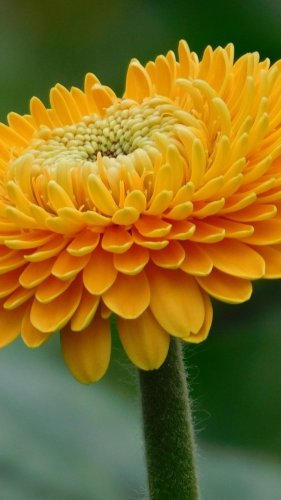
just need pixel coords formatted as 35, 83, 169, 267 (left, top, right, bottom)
0, 0, 281, 498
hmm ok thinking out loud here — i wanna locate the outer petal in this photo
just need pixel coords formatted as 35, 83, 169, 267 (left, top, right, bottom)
118, 309, 170, 370
21, 304, 51, 347
149, 267, 205, 337
253, 245, 281, 278
61, 314, 111, 383
0, 301, 25, 347
197, 269, 252, 303
31, 279, 83, 332
184, 292, 213, 343
202, 240, 265, 279
83, 247, 117, 294
70, 290, 100, 331
102, 271, 150, 319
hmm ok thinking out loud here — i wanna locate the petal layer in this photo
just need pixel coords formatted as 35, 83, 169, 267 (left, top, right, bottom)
118, 309, 170, 370
149, 267, 205, 336
61, 315, 111, 383
103, 271, 150, 319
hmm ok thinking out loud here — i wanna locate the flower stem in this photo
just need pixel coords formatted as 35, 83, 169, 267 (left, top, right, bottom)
139, 337, 200, 500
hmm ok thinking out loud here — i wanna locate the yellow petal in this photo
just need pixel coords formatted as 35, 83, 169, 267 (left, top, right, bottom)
50, 87, 73, 125
125, 60, 152, 101
113, 245, 149, 275
203, 240, 265, 279
47, 180, 76, 212
31, 279, 83, 332
87, 174, 118, 215
112, 207, 139, 225
30, 96, 53, 127
61, 315, 111, 383
197, 270, 252, 303
149, 267, 205, 336
103, 271, 150, 319
118, 309, 170, 370
83, 247, 117, 294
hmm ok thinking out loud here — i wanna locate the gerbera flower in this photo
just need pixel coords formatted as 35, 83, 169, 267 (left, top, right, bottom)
1, 41, 281, 382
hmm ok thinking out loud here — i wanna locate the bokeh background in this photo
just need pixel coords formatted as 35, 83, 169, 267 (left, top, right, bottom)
0, 1, 281, 499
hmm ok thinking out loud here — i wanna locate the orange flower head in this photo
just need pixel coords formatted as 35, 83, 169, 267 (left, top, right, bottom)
1, 41, 281, 382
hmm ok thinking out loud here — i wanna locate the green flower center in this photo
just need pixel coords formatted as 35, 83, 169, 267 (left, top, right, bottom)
24, 98, 179, 169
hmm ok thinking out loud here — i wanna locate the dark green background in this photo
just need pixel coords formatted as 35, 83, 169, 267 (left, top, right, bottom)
0, 1, 280, 498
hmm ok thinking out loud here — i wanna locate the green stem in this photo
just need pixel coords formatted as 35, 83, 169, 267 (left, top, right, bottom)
139, 337, 200, 500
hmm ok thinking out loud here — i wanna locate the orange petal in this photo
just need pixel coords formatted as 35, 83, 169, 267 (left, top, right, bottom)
167, 220, 196, 240
203, 240, 265, 279
21, 304, 51, 347
206, 217, 254, 238
149, 267, 205, 336
52, 250, 91, 280
191, 220, 225, 243
253, 245, 281, 278
102, 226, 133, 253
31, 279, 83, 332
0, 250, 26, 274
66, 230, 100, 256
103, 271, 150, 319
3, 287, 34, 310
184, 292, 213, 343
242, 219, 281, 245
227, 203, 277, 222
61, 315, 111, 383
4, 231, 54, 250
19, 258, 55, 288
132, 228, 169, 249
181, 243, 213, 276
83, 247, 117, 294
71, 290, 100, 331
118, 309, 170, 370
135, 215, 172, 238
25, 234, 68, 262
197, 269, 252, 303
35, 275, 73, 303
150, 241, 185, 269
0, 269, 21, 298
0, 301, 26, 347
113, 245, 149, 275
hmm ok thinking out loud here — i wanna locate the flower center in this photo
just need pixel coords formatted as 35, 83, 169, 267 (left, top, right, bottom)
23, 98, 179, 170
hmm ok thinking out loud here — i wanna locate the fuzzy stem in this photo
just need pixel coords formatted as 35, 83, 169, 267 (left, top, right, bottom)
139, 337, 200, 500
